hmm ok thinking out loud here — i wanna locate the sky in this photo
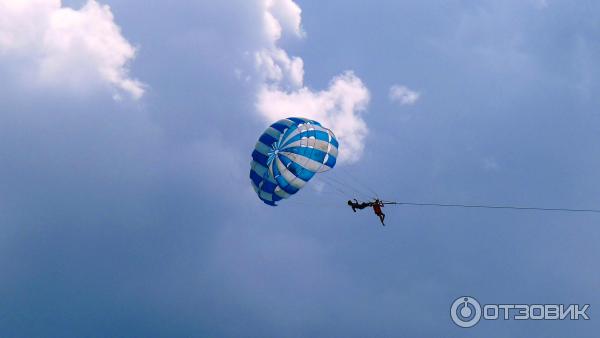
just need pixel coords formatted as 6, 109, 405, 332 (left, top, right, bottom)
1, 0, 599, 337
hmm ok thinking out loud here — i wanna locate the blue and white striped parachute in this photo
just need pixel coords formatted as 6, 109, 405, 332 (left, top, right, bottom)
250, 117, 339, 206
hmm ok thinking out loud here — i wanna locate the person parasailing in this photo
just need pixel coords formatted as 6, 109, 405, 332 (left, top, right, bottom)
347, 199, 372, 212
347, 198, 386, 226
372, 199, 385, 225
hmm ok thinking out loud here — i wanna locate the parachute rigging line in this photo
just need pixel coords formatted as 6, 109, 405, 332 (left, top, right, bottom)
320, 173, 368, 199
337, 166, 379, 199
382, 201, 600, 214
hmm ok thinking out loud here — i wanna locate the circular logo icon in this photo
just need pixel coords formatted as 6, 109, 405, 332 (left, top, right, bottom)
451, 296, 482, 328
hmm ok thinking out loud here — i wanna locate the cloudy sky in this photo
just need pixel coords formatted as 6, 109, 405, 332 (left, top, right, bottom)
1, 0, 599, 336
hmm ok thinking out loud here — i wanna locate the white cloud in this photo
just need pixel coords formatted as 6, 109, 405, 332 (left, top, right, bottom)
389, 85, 420, 106
252, 0, 371, 163
255, 47, 304, 87
0, 0, 144, 99
254, 0, 305, 88
257, 72, 370, 163
267, 0, 304, 38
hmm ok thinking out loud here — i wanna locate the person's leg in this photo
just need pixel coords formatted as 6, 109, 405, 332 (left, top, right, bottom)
378, 213, 385, 225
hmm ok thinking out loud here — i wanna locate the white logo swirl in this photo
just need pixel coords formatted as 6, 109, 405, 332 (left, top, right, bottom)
451, 296, 482, 328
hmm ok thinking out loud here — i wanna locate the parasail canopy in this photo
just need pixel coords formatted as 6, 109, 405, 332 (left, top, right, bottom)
250, 117, 338, 206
